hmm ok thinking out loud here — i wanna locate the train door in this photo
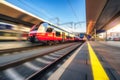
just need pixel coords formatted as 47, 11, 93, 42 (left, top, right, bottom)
62, 32, 65, 42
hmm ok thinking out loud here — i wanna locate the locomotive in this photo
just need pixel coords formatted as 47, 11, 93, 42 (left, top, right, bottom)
28, 22, 78, 45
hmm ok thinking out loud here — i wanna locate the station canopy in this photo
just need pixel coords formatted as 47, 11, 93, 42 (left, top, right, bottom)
0, 0, 70, 33
86, 0, 120, 35
0, 0, 49, 27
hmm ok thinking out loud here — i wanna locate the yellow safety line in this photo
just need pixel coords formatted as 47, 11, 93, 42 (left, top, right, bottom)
87, 42, 109, 80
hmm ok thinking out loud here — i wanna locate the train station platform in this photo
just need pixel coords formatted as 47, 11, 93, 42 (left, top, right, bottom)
48, 41, 120, 80
98, 41, 120, 48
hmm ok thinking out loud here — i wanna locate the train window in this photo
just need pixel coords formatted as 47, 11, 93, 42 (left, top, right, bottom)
66, 36, 72, 39
66, 36, 69, 39
32, 25, 39, 31
39, 23, 49, 32
56, 31, 61, 37
42, 23, 48, 28
31, 22, 44, 31
46, 28, 53, 33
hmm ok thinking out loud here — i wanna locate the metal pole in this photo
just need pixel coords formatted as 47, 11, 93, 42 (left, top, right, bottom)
56, 17, 59, 26
17, 24, 22, 41
106, 31, 107, 41
94, 28, 96, 41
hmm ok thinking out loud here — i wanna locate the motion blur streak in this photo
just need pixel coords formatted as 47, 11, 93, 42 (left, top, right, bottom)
87, 42, 109, 80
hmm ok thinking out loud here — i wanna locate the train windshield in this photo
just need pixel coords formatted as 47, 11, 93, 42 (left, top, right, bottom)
42, 23, 48, 28
40, 23, 48, 31
31, 25, 39, 31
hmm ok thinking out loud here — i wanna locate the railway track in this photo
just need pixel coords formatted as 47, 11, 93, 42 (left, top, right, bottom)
0, 43, 43, 55
0, 42, 73, 56
0, 42, 83, 80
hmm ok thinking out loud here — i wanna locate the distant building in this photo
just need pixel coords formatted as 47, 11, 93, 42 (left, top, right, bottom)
107, 32, 120, 41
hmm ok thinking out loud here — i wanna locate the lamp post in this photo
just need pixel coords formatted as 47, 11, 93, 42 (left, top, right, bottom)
94, 28, 96, 41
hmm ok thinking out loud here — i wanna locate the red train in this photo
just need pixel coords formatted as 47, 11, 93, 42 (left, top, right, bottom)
28, 22, 80, 45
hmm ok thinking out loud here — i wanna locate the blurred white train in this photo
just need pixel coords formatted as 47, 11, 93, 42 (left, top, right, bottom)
0, 22, 30, 41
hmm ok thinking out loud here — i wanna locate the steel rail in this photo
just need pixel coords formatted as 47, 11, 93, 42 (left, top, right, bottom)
26, 43, 83, 80
0, 42, 78, 70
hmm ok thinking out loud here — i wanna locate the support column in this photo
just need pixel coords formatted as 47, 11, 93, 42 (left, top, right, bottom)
105, 31, 107, 41
94, 28, 96, 41
17, 24, 22, 41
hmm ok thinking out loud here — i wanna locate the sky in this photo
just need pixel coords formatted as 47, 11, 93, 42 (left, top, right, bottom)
6, 0, 86, 32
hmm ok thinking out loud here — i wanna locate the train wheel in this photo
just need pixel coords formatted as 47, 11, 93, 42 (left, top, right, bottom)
34, 36, 39, 42
47, 41, 53, 45
28, 36, 38, 43
54, 40, 58, 44
28, 37, 35, 43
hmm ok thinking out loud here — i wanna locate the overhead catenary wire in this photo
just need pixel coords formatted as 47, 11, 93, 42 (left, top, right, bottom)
16, 0, 53, 19
17, 0, 82, 32
67, 0, 80, 22
17, 0, 61, 25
